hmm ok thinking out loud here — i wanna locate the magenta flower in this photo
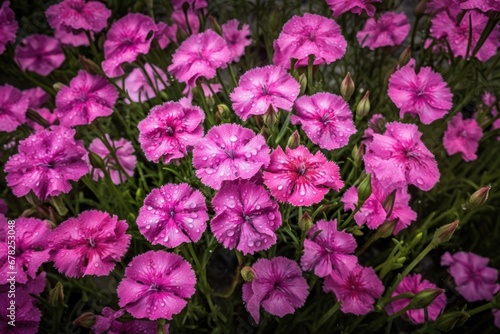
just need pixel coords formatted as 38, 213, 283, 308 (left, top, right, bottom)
460, 0, 500, 13
93, 307, 163, 334
171, 0, 207, 10
230, 65, 300, 121
356, 12, 410, 50
14, 34, 65, 76
156, 22, 177, 49
192, 124, 270, 190
441, 251, 500, 302
326, 0, 381, 17
242, 257, 309, 324
222, 19, 252, 63
49, 210, 131, 278
388, 60, 453, 124
168, 29, 231, 87
386, 274, 446, 324
323, 264, 384, 315
0, 285, 42, 334
292, 92, 356, 150
273, 13, 347, 68
55, 70, 118, 127
362, 113, 386, 144
117, 250, 196, 320
23, 87, 50, 109
363, 122, 440, 192
171, 8, 200, 35
425, 0, 461, 17
263, 146, 344, 206
300, 219, 357, 277
137, 183, 208, 248
211, 180, 281, 255
102, 13, 157, 78
0, 1, 18, 55
5, 126, 89, 201
138, 98, 205, 163
124, 63, 168, 103
443, 113, 483, 162
0, 84, 29, 133
26, 108, 58, 131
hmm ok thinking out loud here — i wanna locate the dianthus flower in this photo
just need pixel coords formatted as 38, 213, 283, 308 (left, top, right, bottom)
192, 124, 270, 190
171, 0, 207, 10
171, 8, 200, 35
155, 22, 177, 49
211, 180, 281, 255
93, 307, 164, 334
356, 12, 410, 50
182, 82, 222, 100
0, 284, 42, 334
242, 257, 309, 324
15, 34, 65, 76
326, 0, 381, 17
291, 92, 356, 150
459, 0, 500, 12
117, 250, 196, 320
443, 113, 483, 162
425, 0, 461, 17
0, 1, 18, 55
23, 87, 50, 109
230, 65, 300, 121
263, 146, 343, 206
0, 84, 29, 133
222, 19, 252, 63
49, 210, 131, 278
138, 98, 205, 163
124, 63, 168, 103
137, 183, 208, 248
362, 113, 386, 144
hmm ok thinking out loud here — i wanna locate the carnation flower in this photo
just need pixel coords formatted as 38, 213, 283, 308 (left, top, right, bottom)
102, 13, 157, 78
242, 257, 309, 324
443, 113, 483, 162
0, 84, 29, 133
138, 98, 205, 163
300, 219, 357, 277
459, 0, 500, 13
168, 29, 231, 87
23, 87, 50, 109
323, 264, 384, 315
441, 251, 500, 302
137, 183, 208, 248
326, 0, 381, 17
93, 307, 163, 334
222, 19, 252, 62
49, 210, 131, 278
171, 8, 200, 35
192, 124, 270, 190
171, 0, 207, 10
356, 12, 410, 50
230, 65, 300, 121
263, 146, 344, 206
0, 1, 18, 55
117, 250, 196, 320
156, 22, 177, 49
362, 113, 386, 144
211, 180, 281, 255
291, 92, 356, 150
425, 0, 461, 17
14, 34, 65, 76
55, 70, 118, 127
388, 60, 453, 124
0, 284, 42, 334
124, 63, 168, 103
26, 108, 58, 131
5, 126, 89, 201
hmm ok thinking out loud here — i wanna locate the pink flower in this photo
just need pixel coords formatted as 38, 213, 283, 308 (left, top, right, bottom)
230, 65, 300, 121
0, 1, 18, 55
5, 126, 89, 201
0, 84, 29, 133
443, 113, 483, 162
14, 34, 65, 76
117, 250, 196, 320
55, 70, 118, 127
25, 108, 58, 131
124, 63, 168, 103
137, 183, 208, 248
222, 19, 252, 62
363, 122, 440, 192
425, 0, 461, 17
93, 307, 163, 334
300, 219, 357, 277
356, 12, 410, 50
323, 264, 384, 315
362, 113, 386, 144
388, 60, 453, 124
386, 274, 446, 324
211, 180, 281, 255
291, 92, 356, 150
168, 29, 231, 87
171, 0, 207, 10
192, 124, 270, 190
102, 13, 157, 78
263, 146, 344, 206
138, 98, 205, 163
242, 257, 309, 324
183, 82, 222, 100
460, 0, 500, 14
273, 13, 347, 68
171, 8, 200, 35
155, 22, 177, 49
23, 87, 50, 109
441, 251, 500, 302
0, 283, 42, 334
49, 210, 131, 278
326, 0, 381, 17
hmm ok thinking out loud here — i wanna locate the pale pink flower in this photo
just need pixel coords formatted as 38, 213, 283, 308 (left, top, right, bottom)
222, 19, 252, 62
0, 84, 29, 133
326, 0, 381, 17
182, 82, 222, 100
15, 34, 65, 76
124, 63, 168, 103
443, 113, 483, 162
0, 1, 18, 55
356, 12, 410, 50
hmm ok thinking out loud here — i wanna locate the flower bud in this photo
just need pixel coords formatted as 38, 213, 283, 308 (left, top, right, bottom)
217, 104, 230, 118
435, 311, 469, 331
89, 151, 105, 170
383, 189, 397, 218
399, 47, 412, 66
375, 219, 397, 239
356, 91, 370, 121
298, 73, 307, 96
384, 64, 397, 84
408, 288, 445, 309
79, 55, 101, 74
346, 225, 364, 236
50, 196, 68, 216
263, 105, 278, 128
73, 312, 96, 328
358, 174, 372, 205
208, 16, 223, 35
287, 130, 300, 149
432, 220, 459, 245
298, 212, 313, 232
268, 9, 282, 32
260, 125, 268, 138
53, 82, 64, 92
463, 184, 491, 210
340, 72, 355, 101
49, 281, 65, 307
415, 0, 428, 18
351, 144, 364, 167
241, 266, 256, 282
26, 109, 50, 128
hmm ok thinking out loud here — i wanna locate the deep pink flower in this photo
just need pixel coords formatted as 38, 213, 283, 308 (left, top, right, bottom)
155, 22, 177, 49
323, 263, 384, 315
0, 84, 29, 133
230, 65, 300, 121
386, 274, 446, 324
0, 284, 42, 334
441, 251, 500, 302
460, 0, 500, 12
362, 113, 386, 144
363, 122, 440, 192
356, 12, 410, 50
171, 8, 200, 35
273, 13, 347, 68
171, 0, 207, 10
300, 219, 357, 277
23, 87, 50, 109
55, 70, 118, 127
192, 124, 270, 190
137, 183, 208, 248
14, 34, 65, 76
263, 146, 344, 206
443, 113, 483, 162
292, 92, 356, 150
168, 29, 231, 87
138, 98, 205, 163
124, 63, 168, 103
242, 257, 309, 324
211, 180, 281, 255
425, 0, 461, 17
222, 19, 252, 62
117, 250, 196, 320
26, 108, 58, 131
0, 1, 18, 55
102, 13, 157, 78
93, 307, 164, 334
5, 126, 89, 201
49, 210, 131, 278
326, 0, 381, 17
388, 60, 453, 124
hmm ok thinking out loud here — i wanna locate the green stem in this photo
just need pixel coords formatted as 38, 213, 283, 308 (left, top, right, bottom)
315, 302, 340, 330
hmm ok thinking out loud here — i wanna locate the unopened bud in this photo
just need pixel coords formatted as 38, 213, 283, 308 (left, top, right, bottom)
298, 212, 313, 232
433, 220, 459, 245
395, 256, 406, 264
352, 144, 364, 167
260, 125, 268, 138
340, 72, 355, 101
435, 311, 469, 331
298, 73, 307, 96
263, 105, 278, 128
79, 55, 101, 74
73, 312, 96, 328
49, 281, 65, 307
358, 174, 372, 205
287, 130, 300, 149
383, 189, 397, 218
356, 91, 370, 121
89, 151, 105, 170
217, 104, 230, 117
375, 219, 397, 239
415, 0, 428, 18
50, 196, 68, 216
408, 288, 445, 309
208, 16, 223, 35
241, 266, 256, 282
53, 82, 64, 92
347, 226, 364, 236
268, 9, 281, 32
384, 64, 397, 84
26, 109, 50, 128
463, 184, 491, 210
399, 47, 412, 66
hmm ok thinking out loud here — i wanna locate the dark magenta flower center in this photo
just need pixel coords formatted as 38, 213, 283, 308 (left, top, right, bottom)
88, 238, 96, 248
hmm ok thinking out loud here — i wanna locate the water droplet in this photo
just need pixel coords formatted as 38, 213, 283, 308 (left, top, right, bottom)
230, 134, 238, 142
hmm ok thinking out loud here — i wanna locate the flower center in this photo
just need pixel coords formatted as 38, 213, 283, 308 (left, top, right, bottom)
298, 162, 307, 175
88, 238, 96, 248
244, 215, 251, 222
166, 126, 175, 136
149, 283, 160, 291
261, 85, 269, 95
224, 149, 236, 159
460, 130, 468, 137
309, 31, 316, 41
